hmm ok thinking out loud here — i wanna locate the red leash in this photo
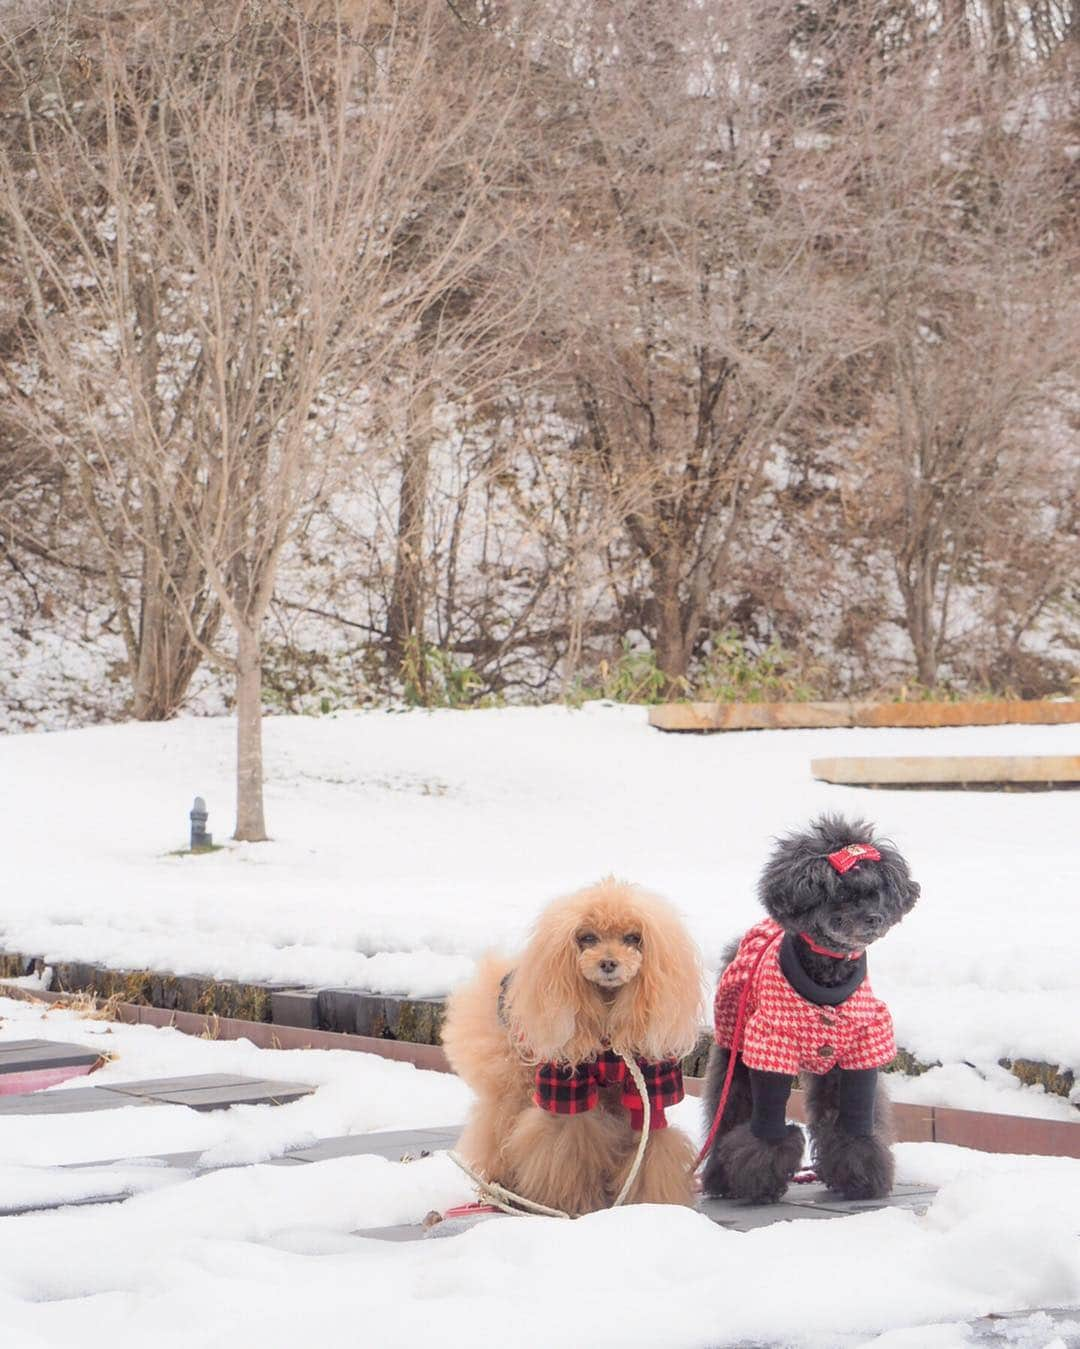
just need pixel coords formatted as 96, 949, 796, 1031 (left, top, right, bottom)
695, 928, 783, 1169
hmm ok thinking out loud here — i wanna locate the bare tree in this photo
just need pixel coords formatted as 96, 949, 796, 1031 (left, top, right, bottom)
511, 1, 857, 684
812, 29, 1079, 686
2, 1, 533, 836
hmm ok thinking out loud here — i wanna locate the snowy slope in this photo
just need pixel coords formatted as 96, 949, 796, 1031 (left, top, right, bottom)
1, 704, 1078, 1087
1, 995, 1079, 1349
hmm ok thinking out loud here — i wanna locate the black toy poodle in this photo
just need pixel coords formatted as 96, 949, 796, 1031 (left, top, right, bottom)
701, 815, 919, 1204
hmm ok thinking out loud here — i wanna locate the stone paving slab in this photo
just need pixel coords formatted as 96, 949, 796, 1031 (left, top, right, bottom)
63, 1127, 463, 1178
282, 1127, 460, 1164
349, 1145, 939, 1242
0, 1072, 314, 1115
699, 1181, 936, 1231
356, 1223, 439, 1243
0, 1191, 132, 1218
108, 1073, 311, 1106
0, 1039, 103, 1073
68, 1151, 207, 1172
0, 1085, 144, 1114
100, 1073, 251, 1096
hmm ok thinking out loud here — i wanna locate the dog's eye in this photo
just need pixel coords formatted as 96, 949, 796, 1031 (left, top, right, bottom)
623, 933, 642, 947
577, 932, 599, 947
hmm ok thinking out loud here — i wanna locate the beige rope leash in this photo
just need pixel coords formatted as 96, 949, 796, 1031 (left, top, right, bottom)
447, 1050, 653, 1220
609, 1052, 651, 1208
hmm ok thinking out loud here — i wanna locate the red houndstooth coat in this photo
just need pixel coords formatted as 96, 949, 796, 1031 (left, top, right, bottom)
714, 918, 896, 1075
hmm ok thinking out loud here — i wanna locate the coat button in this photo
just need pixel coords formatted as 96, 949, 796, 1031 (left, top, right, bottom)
819, 1014, 835, 1026
818, 1044, 835, 1058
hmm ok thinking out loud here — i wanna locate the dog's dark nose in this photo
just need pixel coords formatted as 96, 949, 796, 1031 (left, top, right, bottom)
599, 958, 619, 975
864, 913, 885, 932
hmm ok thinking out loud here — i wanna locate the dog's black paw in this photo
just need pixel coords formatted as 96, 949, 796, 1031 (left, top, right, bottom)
710, 1122, 804, 1204
814, 1129, 894, 1200
700, 1146, 730, 1200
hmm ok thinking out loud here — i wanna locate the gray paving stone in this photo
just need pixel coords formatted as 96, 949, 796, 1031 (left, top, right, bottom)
353, 1178, 941, 1242
284, 1127, 459, 1163
138, 1081, 313, 1110
0, 1073, 313, 1115
99, 1073, 254, 1097
0, 1191, 131, 1217
0, 1086, 151, 1114
0, 1039, 101, 1073
701, 1199, 843, 1231
64, 1127, 461, 1179
698, 1181, 936, 1231
355, 1224, 433, 1242
67, 1151, 204, 1172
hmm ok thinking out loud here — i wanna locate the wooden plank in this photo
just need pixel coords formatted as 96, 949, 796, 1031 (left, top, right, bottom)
649, 701, 854, 731
851, 700, 1080, 728
811, 755, 1080, 786
649, 699, 1080, 733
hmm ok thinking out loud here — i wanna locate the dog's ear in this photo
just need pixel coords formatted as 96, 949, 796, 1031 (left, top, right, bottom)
505, 899, 592, 1064
759, 829, 843, 924
872, 844, 920, 915
608, 894, 705, 1062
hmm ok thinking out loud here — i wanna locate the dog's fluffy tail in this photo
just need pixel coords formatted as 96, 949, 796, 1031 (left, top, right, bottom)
441, 952, 518, 1095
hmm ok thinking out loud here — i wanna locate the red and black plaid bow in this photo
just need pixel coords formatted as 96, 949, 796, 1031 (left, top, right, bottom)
533, 1050, 683, 1130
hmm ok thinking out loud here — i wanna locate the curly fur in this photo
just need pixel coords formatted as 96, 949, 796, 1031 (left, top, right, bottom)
759, 814, 919, 957
702, 815, 918, 1204
442, 878, 704, 1215
804, 1068, 896, 1199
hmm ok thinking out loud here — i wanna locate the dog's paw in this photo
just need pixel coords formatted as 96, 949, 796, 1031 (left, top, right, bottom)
814, 1130, 894, 1200
699, 1146, 731, 1200
710, 1122, 804, 1204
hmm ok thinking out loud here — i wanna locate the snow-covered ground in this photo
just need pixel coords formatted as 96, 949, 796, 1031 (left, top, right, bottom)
1, 705, 1078, 1110
1, 994, 1079, 1349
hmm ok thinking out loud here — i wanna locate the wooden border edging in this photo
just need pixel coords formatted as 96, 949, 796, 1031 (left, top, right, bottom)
811, 754, 1080, 787
649, 699, 1080, 733
4, 984, 1078, 1160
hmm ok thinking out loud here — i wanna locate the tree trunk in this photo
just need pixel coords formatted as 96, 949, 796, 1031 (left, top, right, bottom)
234, 622, 268, 842
132, 577, 167, 720
388, 387, 434, 668
899, 560, 940, 688
132, 588, 218, 720
652, 560, 692, 686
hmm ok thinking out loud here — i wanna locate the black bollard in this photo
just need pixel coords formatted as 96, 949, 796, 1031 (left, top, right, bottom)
190, 796, 213, 851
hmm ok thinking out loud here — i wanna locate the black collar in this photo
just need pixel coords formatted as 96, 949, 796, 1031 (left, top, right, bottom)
778, 933, 867, 1006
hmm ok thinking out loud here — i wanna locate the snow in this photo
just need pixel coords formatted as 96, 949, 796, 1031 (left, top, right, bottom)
1, 704, 1078, 1108
1, 995, 1080, 1349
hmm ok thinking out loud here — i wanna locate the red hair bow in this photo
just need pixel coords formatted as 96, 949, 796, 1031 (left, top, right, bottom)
827, 843, 881, 874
